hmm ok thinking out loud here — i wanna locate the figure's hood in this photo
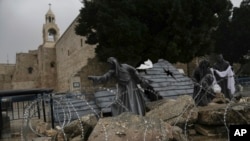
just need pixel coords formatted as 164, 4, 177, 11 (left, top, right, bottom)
107, 57, 120, 75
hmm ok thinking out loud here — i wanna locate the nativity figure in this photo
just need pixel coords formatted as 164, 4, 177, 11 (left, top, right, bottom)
88, 57, 149, 116
192, 59, 215, 106
212, 54, 235, 99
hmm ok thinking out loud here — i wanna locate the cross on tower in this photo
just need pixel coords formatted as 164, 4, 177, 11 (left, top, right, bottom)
49, 3, 51, 9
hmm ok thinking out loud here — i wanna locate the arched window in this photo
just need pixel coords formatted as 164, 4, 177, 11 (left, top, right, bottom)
48, 28, 56, 41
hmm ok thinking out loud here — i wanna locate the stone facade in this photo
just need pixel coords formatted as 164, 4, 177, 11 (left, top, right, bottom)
37, 46, 57, 89
0, 64, 15, 90
11, 51, 39, 89
55, 17, 96, 92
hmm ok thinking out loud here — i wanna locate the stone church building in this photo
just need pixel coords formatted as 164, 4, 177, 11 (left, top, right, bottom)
0, 7, 110, 93
0, 7, 195, 93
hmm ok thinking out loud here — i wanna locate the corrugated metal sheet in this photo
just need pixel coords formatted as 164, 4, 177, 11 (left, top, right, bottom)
53, 95, 100, 122
94, 90, 116, 114
141, 59, 194, 99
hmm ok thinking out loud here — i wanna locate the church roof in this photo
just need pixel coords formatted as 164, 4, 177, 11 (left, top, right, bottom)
46, 8, 55, 16
140, 59, 194, 99
46, 4, 55, 16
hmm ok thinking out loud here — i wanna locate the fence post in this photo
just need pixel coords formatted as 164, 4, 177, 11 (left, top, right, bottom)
42, 93, 46, 122
0, 97, 2, 138
50, 93, 55, 129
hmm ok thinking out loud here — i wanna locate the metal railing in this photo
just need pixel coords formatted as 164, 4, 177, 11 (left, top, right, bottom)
0, 89, 54, 138
237, 76, 250, 86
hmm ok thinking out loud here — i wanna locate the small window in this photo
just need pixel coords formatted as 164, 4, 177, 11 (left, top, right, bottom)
48, 28, 56, 42
73, 82, 80, 88
68, 50, 70, 56
49, 17, 52, 23
50, 62, 55, 68
80, 39, 83, 47
28, 67, 33, 74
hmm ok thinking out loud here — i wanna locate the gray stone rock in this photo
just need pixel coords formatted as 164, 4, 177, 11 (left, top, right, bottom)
88, 112, 177, 141
146, 95, 198, 126
172, 126, 187, 141
71, 135, 83, 141
32, 137, 52, 141
146, 98, 176, 111
189, 135, 228, 141
211, 93, 228, 104
2, 113, 10, 132
63, 114, 98, 140
198, 102, 250, 125
194, 124, 227, 137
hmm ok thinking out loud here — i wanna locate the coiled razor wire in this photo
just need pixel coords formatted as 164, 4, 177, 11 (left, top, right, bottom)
21, 98, 44, 141
19, 75, 248, 141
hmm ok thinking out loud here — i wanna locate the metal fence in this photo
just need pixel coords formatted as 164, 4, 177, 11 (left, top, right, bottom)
237, 76, 250, 86
0, 89, 54, 138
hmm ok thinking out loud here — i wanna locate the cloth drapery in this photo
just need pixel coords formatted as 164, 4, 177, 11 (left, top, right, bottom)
210, 66, 235, 95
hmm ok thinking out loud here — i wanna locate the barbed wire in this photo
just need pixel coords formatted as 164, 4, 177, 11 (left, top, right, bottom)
21, 72, 250, 141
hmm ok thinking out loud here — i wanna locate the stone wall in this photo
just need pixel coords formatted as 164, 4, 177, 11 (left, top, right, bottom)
12, 81, 37, 90
174, 58, 199, 77
12, 52, 39, 89
55, 17, 96, 92
79, 57, 116, 93
0, 64, 15, 90
38, 46, 57, 90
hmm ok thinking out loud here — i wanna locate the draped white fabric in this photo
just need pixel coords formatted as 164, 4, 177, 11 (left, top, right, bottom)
210, 66, 235, 95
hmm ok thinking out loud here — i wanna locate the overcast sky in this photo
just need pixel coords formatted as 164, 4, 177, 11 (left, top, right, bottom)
0, 0, 243, 64
0, 0, 82, 64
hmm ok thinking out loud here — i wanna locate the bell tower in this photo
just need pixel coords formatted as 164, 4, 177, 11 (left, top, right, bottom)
38, 3, 58, 89
42, 4, 60, 47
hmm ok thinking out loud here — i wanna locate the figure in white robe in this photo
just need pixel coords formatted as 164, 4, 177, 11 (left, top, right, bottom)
213, 54, 235, 99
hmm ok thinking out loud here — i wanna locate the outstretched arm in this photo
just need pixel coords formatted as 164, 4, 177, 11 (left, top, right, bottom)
88, 70, 115, 84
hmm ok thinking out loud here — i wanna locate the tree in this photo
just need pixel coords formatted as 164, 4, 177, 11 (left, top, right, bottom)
76, 0, 231, 66
230, 0, 250, 63
215, 0, 250, 64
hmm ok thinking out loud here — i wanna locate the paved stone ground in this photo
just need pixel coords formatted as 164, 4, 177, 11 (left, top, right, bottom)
243, 85, 250, 94
1, 101, 52, 141
0, 118, 49, 141
189, 135, 228, 141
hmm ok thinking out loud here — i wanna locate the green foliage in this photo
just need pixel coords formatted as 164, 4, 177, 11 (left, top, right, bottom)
214, 0, 250, 64
76, 0, 231, 66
